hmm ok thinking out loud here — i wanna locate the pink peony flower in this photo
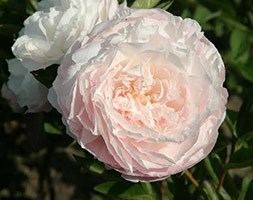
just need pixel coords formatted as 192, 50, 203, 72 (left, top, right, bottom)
49, 8, 228, 182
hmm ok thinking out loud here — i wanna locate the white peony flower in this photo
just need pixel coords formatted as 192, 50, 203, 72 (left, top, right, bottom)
3, 59, 51, 112
3, 0, 124, 112
12, 0, 122, 71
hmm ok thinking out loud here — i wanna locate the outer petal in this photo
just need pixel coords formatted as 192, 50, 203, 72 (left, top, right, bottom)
3, 59, 51, 112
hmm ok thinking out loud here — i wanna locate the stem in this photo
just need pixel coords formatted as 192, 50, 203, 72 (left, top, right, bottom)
184, 170, 209, 200
216, 171, 226, 192
160, 180, 170, 200
184, 169, 199, 188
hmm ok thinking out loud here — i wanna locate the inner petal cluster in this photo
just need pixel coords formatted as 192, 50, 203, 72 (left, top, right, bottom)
109, 62, 187, 133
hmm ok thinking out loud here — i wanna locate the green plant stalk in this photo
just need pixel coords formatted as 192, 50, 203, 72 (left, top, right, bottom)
184, 170, 209, 200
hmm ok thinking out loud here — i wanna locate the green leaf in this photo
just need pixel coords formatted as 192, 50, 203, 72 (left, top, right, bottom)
156, 0, 174, 10
31, 64, 58, 88
240, 64, 253, 83
231, 148, 253, 166
205, 10, 222, 22
202, 181, 219, 200
140, 182, 155, 195
238, 177, 252, 200
226, 72, 242, 92
236, 95, 253, 136
73, 154, 91, 173
131, 0, 160, 8
245, 178, 253, 199
204, 157, 232, 199
26, 0, 38, 14
199, 0, 236, 18
231, 132, 253, 166
73, 154, 121, 180
44, 122, 62, 135
193, 6, 213, 30
89, 160, 107, 175
235, 132, 253, 152
225, 109, 238, 138
0, 0, 8, 5
230, 29, 250, 59
214, 21, 224, 37
94, 181, 158, 200
193, 5, 212, 23
181, 9, 192, 19
221, 16, 251, 33
222, 159, 253, 170
94, 181, 119, 194
73, 154, 104, 174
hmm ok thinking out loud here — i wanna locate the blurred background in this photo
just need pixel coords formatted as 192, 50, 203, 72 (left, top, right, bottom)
0, 0, 253, 199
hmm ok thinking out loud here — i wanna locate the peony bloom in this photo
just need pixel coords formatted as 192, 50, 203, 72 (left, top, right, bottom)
3, 0, 123, 112
12, 0, 122, 71
2, 59, 50, 112
49, 8, 228, 182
